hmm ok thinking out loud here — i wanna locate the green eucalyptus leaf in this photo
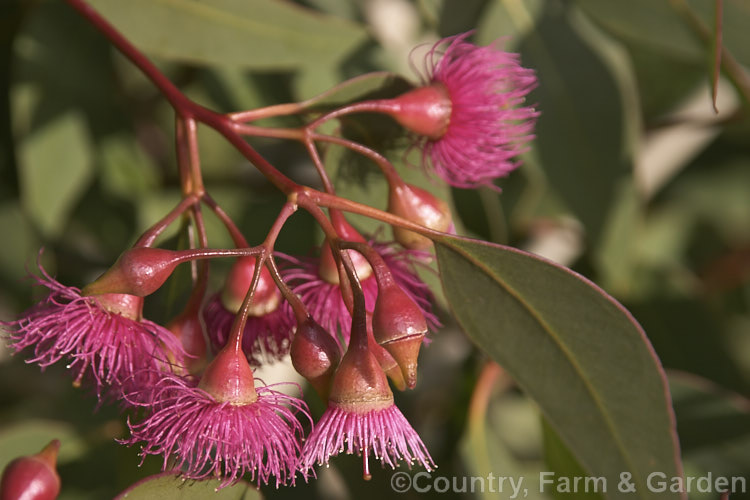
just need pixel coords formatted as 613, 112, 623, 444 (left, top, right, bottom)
0, 420, 87, 471
574, 0, 703, 59
542, 418, 605, 500
298, 72, 407, 110
437, 0, 488, 37
87, 0, 368, 70
670, 372, 750, 480
0, 201, 38, 284
115, 473, 261, 500
460, 366, 547, 500
18, 111, 93, 238
435, 235, 683, 500
516, 2, 638, 247
98, 134, 160, 200
686, 0, 750, 68
477, 0, 545, 47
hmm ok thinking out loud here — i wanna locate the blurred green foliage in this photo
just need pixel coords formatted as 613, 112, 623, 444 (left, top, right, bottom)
1, 0, 749, 498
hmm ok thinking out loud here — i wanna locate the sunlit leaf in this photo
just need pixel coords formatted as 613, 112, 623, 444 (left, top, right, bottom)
0, 420, 87, 471
18, 111, 93, 238
87, 0, 368, 70
435, 235, 683, 499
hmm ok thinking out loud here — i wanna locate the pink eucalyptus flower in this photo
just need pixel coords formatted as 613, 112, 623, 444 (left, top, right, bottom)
3, 267, 186, 400
123, 373, 309, 488
407, 32, 538, 188
298, 341, 434, 478
279, 241, 438, 347
299, 404, 435, 478
202, 293, 295, 365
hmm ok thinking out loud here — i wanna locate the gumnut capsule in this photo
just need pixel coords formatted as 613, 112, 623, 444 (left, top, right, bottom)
388, 183, 452, 250
220, 256, 280, 315
372, 279, 428, 389
82, 247, 180, 297
0, 439, 61, 500
290, 317, 341, 400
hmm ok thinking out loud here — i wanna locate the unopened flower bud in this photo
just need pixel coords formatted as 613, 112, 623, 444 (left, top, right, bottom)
0, 439, 61, 500
290, 318, 341, 400
318, 214, 372, 285
198, 345, 258, 405
384, 84, 452, 140
166, 310, 207, 373
388, 183, 452, 250
329, 342, 392, 413
83, 247, 180, 297
367, 322, 407, 392
220, 257, 280, 316
372, 281, 428, 389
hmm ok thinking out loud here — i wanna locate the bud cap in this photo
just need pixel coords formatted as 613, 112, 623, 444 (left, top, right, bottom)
372, 282, 428, 388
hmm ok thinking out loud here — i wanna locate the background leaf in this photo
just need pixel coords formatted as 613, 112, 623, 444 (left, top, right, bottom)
573, 0, 702, 59
87, 0, 368, 70
669, 372, 750, 498
511, 1, 638, 247
435, 235, 683, 499
18, 111, 93, 238
115, 473, 261, 500
0, 420, 87, 472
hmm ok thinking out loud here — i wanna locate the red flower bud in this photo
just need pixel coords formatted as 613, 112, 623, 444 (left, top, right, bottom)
166, 310, 207, 373
385, 84, 451, 140
0, 439, 61, 500
372, 281, 428, 389
318, 214, 372, 285
388, 183, 452, 250
220, 257, 280, 316
367, 320, 407, 392
198, 344, 257, 405
82, 247, 179, 297
329, 342, 392, 413
290, 318, 341, 400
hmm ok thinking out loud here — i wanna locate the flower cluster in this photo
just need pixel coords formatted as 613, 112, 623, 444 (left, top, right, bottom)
3, 30, 536, 489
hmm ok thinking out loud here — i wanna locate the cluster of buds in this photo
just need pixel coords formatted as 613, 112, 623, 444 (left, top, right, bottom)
3, 14, 537, 491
